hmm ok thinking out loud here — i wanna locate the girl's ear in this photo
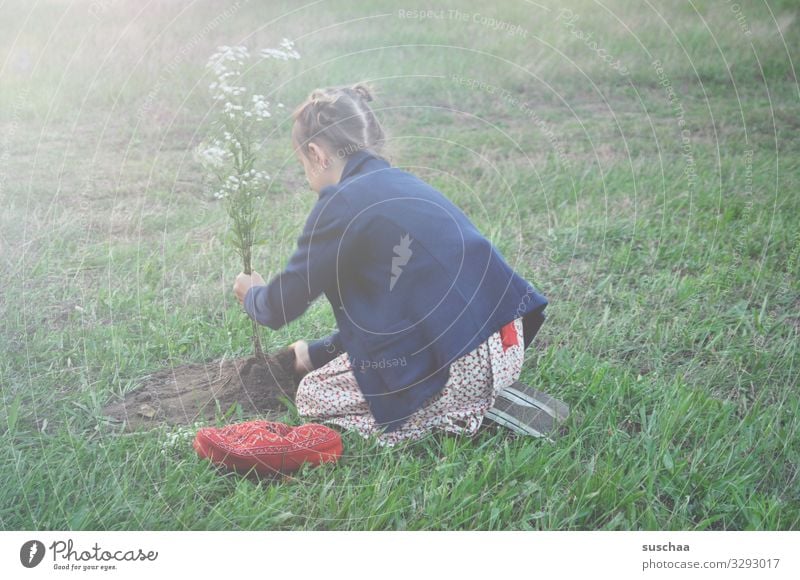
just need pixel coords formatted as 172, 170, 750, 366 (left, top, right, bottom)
307, 141, 328, 167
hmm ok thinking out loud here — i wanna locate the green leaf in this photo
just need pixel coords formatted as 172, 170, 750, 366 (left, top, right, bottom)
662, 451, 674, 472
5, 394, 22, 435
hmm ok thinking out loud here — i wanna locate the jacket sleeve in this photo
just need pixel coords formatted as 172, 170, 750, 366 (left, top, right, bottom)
306, 330, 345, 369
244, 192, 353, 330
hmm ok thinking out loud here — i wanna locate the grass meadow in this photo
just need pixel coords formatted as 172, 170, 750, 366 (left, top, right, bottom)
1, 0, 798, 530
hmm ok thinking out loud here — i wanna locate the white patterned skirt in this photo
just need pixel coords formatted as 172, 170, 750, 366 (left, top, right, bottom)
295, 318, 525, 447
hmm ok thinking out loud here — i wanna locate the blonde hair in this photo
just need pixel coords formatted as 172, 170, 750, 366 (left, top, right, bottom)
291, 82, 386, 159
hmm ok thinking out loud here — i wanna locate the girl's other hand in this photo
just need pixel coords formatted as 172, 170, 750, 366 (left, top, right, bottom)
233, 271, 266, 305
290, 340, 313, 377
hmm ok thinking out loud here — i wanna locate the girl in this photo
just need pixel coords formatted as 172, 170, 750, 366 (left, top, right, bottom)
233, 83, 554, 446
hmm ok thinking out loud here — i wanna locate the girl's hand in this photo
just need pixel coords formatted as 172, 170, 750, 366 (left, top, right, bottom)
290, 340, 314, 377
233, 271, 266, 305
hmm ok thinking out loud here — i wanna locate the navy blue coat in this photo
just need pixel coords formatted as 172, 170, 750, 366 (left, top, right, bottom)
244, 150, 548, 433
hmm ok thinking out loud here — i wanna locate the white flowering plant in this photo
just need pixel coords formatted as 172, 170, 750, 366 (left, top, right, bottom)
196, 40, 300, 358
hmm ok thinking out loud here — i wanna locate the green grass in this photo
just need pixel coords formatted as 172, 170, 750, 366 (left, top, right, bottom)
1, 0, 798, 530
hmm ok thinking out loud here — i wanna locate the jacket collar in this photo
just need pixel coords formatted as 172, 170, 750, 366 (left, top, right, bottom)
338, 149, 387, 183
318, 150, 388, 199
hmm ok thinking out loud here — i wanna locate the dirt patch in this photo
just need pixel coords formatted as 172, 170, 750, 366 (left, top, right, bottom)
103, 348, 302, 431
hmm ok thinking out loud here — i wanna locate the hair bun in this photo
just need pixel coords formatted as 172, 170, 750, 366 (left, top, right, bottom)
351, 83, 374, 102
309, 89, 337, 105
292, 82, 386, 158
308, 89, 338, 126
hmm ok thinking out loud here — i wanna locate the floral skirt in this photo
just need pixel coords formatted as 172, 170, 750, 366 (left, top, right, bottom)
295, 318, 525, 446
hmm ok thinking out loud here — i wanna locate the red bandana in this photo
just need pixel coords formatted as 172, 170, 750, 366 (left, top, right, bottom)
193, 420, 343, 476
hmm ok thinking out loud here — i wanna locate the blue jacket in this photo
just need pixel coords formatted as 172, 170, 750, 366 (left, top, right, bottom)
244, 150, 548, 433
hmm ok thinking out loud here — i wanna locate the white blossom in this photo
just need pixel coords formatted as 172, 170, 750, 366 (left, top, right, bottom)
160, 423, 205, 454
201, 40, 299, 204
251, 94, 271, 119
194, 141, 230, 169
260, 38, 300, 61
206, 45, 250, 77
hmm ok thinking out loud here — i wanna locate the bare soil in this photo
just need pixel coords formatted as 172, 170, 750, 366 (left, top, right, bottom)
103, 348, 301, 431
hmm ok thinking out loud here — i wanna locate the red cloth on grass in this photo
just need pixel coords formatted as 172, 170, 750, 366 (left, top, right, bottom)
193, 420, 342, 476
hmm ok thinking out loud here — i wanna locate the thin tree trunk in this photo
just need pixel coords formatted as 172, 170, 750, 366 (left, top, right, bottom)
251, 319, 265, 360
243, 247, 267, 364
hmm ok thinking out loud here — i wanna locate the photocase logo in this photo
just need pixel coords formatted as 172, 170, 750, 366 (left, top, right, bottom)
390, 234, 413, 291
20, 540, 46, 568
